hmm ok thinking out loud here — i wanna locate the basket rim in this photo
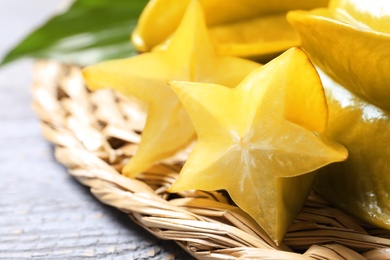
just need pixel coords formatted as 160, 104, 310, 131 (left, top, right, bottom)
31, 59, 390, 260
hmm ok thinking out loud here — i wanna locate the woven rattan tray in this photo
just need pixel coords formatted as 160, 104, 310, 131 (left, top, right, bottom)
32, 59, 390, 259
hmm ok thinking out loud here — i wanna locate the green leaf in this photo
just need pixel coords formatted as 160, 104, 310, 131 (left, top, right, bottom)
1, 0, 148, 66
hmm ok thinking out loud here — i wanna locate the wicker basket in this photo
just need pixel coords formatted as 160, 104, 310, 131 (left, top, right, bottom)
32, 59, 390, 259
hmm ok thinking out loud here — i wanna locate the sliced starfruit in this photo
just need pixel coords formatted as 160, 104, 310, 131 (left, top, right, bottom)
168, 48, 347, 244
82, 0, 260, 177
314, 70, 390, 230
287, 0, 390, 112
132, 0, 328, 60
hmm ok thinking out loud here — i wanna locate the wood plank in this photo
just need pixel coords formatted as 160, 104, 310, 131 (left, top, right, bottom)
0, 1, 192, 258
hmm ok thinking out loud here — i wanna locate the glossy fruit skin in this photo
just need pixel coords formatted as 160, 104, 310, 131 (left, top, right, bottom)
133, 0, 328, 60
315, 71, 390, 229
287, 1, 390, 112
288, 0, 390, 229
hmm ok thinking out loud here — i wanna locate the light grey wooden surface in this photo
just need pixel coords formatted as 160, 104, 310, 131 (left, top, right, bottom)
0, 1, 191, 259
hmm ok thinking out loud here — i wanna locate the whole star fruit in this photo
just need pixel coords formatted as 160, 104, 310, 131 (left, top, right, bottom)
82, 0, 261, 177
314, 70, 390, 231
132, 0, 329, 60
168, 47, 348, 244
329, 0, 390, 33
287, 1, 390, 112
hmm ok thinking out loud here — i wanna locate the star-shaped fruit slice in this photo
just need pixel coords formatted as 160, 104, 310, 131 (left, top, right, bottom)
168, 47, 347, 244
82, 0, 261, 177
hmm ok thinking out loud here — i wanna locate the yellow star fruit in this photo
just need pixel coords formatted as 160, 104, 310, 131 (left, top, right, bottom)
132, 0, 329, 60
314, 71, 390, 231
287, 0, 390, 111
168, 48, 347, 244
82, 0, 261, 177
287, 0, 390, 230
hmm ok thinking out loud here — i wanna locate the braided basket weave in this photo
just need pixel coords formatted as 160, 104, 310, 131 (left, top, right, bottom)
32, 59, 390, 259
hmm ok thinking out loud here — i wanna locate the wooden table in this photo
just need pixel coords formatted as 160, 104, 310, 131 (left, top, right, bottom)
0, 1, 191, 258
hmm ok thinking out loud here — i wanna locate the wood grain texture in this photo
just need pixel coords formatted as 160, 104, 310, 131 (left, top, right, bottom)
0, 1, 191, 259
